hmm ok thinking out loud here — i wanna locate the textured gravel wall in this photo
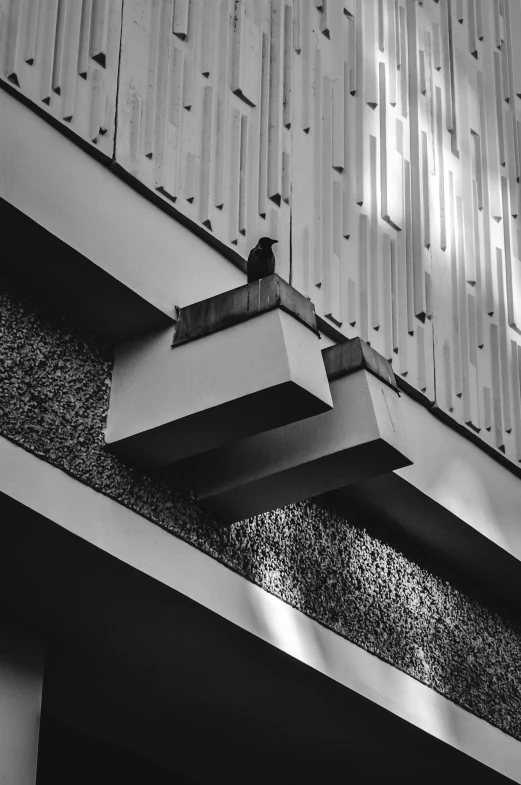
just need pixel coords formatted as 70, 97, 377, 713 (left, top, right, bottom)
1, 275, 520, 741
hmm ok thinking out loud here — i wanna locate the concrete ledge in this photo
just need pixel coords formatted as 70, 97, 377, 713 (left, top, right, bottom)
172, 275, 319, 346
178, 340, 409, 522
0, 198, 175, 344
0, 436, 518, 784
192, 434, 409, 524
323, 337, 397, 390
324, 388, 521, 618
327, 471, 521, 619
0, 86, 244, 343
106, 309, 332, 468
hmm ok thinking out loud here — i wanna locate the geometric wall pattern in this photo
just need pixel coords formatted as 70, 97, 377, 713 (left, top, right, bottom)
4, 0, 521, 470
116, 0, 521, 470
116, 0, 293, 281
0, 0, 122, 156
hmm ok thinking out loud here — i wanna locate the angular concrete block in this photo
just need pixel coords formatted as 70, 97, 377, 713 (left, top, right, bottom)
105, 276, 332, 468
184, 339, 412, 523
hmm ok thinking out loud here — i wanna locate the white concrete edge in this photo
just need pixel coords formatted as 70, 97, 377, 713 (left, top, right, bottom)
0, 436, 519, 783
0, 88, 244, 315
396, 392, 521, 565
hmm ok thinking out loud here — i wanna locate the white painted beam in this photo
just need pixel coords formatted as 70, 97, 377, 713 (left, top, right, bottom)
0, 87, 244, 334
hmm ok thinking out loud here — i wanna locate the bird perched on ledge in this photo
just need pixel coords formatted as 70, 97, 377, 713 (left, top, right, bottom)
247, 237, 278, 283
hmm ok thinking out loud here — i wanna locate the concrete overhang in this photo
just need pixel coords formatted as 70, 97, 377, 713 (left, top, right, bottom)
105, 276, 333, 468
181, 338, 411, 522
0, 438, 517, 784
0, 197, 175, 344
323, 389, 521, 619
0, 86, 244, 345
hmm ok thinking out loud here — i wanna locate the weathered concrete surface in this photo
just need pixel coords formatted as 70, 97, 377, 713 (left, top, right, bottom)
1, 276, 520, 742
172, 274, 319, 346
322, 337, 397, 390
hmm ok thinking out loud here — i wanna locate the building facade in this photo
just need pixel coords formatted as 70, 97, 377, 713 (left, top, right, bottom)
1, 0, 521, 781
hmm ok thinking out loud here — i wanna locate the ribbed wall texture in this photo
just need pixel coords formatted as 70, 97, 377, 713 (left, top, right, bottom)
1, 275, 520, 741
0, 0, 121, 155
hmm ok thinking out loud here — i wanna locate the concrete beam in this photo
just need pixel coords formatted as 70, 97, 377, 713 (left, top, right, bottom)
324, 388, 521, 615
106, 294, 332, 467
189, 340, 410, 522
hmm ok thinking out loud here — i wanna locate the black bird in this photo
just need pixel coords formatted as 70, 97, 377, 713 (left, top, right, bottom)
247, 237, 278, 283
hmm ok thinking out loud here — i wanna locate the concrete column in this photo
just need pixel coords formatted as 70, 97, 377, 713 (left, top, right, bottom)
0, 618, 44, 785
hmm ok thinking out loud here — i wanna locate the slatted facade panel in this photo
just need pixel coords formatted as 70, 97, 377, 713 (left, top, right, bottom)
116, 0, 291, 281
112, 0, 521, 471
0, 0, 121, 156
290, 0, 435, 403
422, 0, 521, 466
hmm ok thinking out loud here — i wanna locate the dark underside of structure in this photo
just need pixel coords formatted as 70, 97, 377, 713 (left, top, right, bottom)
0, 498, 512, 785
1, 272, 521, 746
36, 716, 197, 785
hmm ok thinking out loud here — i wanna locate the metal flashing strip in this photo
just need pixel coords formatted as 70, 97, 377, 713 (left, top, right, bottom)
322, 337, 398, 391
172, 275, 320, 347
